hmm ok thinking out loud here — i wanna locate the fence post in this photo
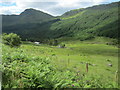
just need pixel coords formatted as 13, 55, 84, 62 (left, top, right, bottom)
86, 63, 88, 73
115, 70, 118, 82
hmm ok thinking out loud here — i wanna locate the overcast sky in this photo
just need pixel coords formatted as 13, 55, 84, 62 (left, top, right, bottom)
0, 0, 119, 16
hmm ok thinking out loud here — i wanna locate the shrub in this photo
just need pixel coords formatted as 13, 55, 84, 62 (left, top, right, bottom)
48, 39, 59, 46
53, 39, 59, 46
106, 39, 119, 48
2, 33, 21, 47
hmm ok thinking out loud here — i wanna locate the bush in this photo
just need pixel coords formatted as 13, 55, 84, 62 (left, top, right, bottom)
53, 39, 59, 46
2, 33, 21, 47
48, 39, 59, 46
106, 39, 120, 48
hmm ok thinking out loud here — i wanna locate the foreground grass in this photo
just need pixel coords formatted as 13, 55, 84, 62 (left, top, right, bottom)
2, 37, 119, 88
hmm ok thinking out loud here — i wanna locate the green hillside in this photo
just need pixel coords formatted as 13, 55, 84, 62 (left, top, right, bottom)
51, 2, 119, 40
2, 2, 120, 41
61, 8, 84, 18
2, 8, 54, 26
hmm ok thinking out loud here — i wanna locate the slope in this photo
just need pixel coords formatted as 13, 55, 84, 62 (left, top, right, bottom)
51, 1, 119, 40
2, 2, 120, 41
2, 8, 54, 27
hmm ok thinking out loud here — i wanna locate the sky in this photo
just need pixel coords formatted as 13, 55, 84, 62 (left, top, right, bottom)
0, 0, 119, 16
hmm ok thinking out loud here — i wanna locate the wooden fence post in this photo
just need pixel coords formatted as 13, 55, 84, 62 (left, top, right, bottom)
86, 63, 88, 73
115, 70, 118, 82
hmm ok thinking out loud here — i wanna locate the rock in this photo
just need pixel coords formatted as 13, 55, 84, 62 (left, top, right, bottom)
58, 44, 65, 48
108, 64, 112, 67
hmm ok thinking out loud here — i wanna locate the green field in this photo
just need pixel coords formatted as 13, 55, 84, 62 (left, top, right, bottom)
2, 37, 119, 88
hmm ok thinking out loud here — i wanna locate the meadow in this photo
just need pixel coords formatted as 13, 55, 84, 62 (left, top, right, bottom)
2, 37, 119, 88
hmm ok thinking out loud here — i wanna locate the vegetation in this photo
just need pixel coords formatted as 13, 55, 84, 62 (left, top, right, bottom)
2, 33, 21, 47
2, 2, 120, 41
47, 39, 59, 46
2, 8, 54, 26
1, 1, 119, 89
2, 35, 119, 88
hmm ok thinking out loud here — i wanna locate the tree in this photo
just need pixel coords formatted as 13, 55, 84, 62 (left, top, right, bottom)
2, 33, 21, 47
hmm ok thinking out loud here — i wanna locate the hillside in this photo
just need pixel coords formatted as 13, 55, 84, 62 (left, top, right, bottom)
51, 1, 119, 40
61, 8, 84, 17
2, 8, 54, 26
2, 1, 120, 41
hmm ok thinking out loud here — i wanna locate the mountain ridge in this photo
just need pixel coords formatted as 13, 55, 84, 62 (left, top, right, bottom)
2, 1, 120, 41
2, 8, 54, 26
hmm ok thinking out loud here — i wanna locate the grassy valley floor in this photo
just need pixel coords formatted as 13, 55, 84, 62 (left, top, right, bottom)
2, 37, 119, 88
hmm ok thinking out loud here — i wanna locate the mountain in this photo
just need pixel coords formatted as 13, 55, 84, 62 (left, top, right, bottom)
51, 1, 119, 40
19, 8, 54, 23
2, 8, 54, 26
61, 8, 84, 17
2, 2, 120, 41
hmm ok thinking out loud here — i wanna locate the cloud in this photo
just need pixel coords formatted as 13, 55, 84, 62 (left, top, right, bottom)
0, 0, 119, 16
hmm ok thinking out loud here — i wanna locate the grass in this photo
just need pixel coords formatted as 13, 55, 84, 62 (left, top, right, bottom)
61, 10, 86, 20
2, 37, 119, 88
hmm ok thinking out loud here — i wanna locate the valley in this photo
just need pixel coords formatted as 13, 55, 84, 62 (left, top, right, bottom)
1, 1, 120, 89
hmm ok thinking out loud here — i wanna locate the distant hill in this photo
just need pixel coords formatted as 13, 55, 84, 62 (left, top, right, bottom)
2, 1, 120, 41
2, 8, 54, 26
19, 8, 54, 23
